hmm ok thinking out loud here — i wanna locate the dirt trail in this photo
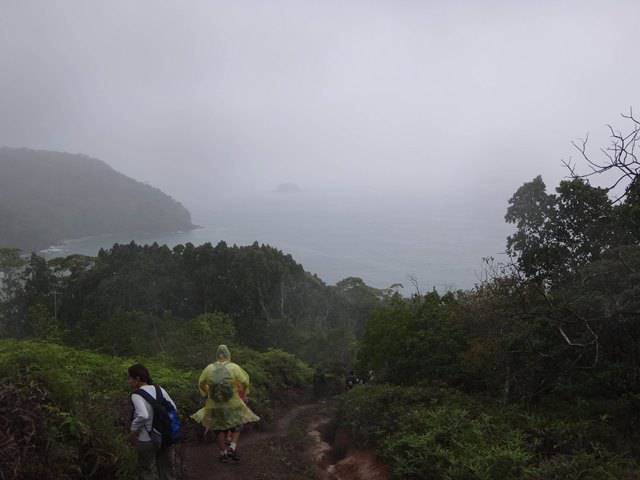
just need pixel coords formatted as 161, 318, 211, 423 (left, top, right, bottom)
180, 401, 388, 480
181, 404, 319, 480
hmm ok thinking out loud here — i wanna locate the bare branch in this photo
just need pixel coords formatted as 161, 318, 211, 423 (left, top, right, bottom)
617, 250, 637, 274
407, 274, 421, 297
566, 110, 640, 201
557, 325, 588, 347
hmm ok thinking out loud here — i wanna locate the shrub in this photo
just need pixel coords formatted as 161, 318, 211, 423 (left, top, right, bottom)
337, 384, 640, 480
525, 452, 639, 480
231, 346, 313, 425
0, 339, 197, 479
0, 336, 314, 478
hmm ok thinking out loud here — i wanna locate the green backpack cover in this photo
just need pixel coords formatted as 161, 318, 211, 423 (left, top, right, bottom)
210, 363, 234, 402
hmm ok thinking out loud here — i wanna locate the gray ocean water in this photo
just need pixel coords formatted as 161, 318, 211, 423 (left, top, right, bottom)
43, 192, 513, 291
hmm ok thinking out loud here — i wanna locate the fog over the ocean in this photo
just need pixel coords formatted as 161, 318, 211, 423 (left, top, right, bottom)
2, 0, 640, 287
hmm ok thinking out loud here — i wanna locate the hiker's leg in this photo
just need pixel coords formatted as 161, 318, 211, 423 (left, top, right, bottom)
230, 429, 241, 445
216, 430, 230, 462
228, 426, 242, 461
136, 440, 159, 480
216, 431, 227, 451
156, 447, 176, 480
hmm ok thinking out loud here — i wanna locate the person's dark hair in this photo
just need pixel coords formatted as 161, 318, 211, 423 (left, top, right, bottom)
128, 364, 153, 384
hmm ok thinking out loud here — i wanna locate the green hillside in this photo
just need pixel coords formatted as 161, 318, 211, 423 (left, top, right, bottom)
0, 148, 195, 251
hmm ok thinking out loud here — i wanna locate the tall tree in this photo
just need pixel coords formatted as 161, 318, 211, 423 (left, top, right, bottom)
506, 177, 614, 281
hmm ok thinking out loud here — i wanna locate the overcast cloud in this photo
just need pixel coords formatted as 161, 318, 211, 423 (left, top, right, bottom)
1, 0, 639, 210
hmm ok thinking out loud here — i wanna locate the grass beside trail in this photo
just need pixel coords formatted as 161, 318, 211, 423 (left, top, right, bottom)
336, 384, 640, 480
0, 339, 313, 480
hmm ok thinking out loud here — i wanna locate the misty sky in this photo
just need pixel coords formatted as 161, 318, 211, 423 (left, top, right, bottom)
2, 0, 640, 211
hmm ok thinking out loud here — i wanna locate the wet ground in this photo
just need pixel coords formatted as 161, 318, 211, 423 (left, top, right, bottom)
180, 401, 388, 480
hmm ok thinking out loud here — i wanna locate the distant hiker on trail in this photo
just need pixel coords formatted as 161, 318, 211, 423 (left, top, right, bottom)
191, 344, 260, 463
345, 370, 358, 390
128, 364, 179, 480
313, 367, 327, 398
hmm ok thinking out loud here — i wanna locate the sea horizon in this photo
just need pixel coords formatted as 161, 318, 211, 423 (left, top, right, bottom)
41, 191, 514, 292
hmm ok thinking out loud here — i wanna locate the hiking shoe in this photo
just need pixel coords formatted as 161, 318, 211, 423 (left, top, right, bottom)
218, 452, 229, 463
228, 448, 240, 462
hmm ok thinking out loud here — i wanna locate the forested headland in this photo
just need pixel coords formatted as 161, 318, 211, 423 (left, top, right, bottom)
2, 117, 640, 479
0, 148, 195, 251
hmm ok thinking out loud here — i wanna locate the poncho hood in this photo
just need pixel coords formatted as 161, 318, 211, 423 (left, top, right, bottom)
216, 344, 231, 362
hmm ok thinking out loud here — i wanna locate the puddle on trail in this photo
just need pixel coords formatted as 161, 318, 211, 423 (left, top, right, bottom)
307, 415, 389, 480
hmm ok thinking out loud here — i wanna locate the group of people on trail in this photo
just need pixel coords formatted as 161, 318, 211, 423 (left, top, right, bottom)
345, 369, 375, 390
127, 344, 259, 480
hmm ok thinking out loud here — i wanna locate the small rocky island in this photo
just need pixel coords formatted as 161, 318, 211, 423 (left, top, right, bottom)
274, 182, 302, 194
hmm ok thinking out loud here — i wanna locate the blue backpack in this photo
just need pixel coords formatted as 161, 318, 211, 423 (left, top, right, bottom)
132, 385, 181, 449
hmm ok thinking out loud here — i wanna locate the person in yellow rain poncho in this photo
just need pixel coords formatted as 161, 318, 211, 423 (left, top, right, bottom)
191, 344, 259, 463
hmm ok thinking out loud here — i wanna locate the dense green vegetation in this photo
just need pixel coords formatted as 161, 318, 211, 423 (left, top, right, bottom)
0, 240, 386, 363
0, 148, 195, 251
335, 120, 640, 478
0, 340, 313, 479
337, 384, 639, 479
0, 240, 375, 478
338, 250, 640, 477
0, 340, 191, 479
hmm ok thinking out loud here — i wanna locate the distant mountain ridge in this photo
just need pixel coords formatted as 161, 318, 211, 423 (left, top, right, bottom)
0, 148, 196, 251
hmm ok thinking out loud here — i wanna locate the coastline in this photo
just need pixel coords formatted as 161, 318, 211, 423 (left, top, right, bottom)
38, 223, 202, 258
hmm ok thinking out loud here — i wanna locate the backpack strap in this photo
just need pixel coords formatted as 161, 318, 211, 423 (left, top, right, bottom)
154, 385, 166, 403
132, 388, 157, 406
131, 388, 158, 434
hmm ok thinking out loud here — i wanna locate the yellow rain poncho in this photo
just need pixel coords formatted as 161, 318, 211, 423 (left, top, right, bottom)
191, 345, 260, 431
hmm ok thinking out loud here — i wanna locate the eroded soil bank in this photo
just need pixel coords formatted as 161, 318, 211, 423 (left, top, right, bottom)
307, 407, 389, 480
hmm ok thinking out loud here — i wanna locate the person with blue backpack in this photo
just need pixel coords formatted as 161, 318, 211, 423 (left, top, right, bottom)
128, 364, 180, 480
191, 344, 259, 463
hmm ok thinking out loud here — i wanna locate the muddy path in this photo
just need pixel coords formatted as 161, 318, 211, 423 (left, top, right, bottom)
180, 404, 320, 480
179, 401, 388, 480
